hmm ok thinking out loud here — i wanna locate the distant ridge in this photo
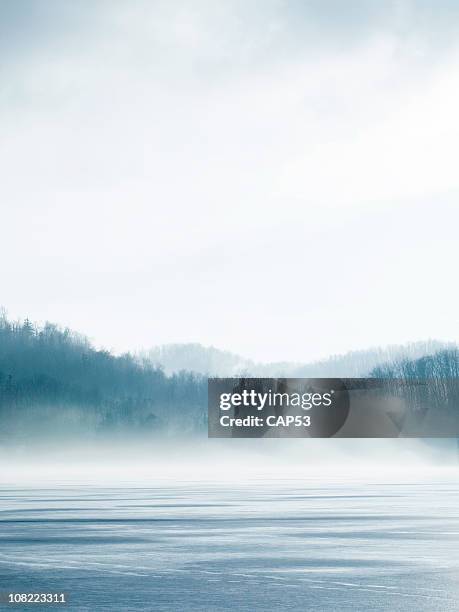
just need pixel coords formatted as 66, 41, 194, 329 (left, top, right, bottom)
145, 340, 456, 378
0, 310, 457, 441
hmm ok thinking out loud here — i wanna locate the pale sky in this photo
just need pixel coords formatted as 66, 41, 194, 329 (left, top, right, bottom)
1, 0, 458, 362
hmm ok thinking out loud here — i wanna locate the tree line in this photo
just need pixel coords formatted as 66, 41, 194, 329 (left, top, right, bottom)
370, 348, 459, 415
0, 312, 206, 441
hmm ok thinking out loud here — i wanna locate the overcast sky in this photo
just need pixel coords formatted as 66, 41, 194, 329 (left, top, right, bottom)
1, 0, 458, 362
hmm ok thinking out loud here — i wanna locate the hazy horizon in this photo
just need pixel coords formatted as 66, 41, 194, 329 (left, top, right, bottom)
1, 307, 455, 368
1, 1, 459, 362
2, 5, 459, 611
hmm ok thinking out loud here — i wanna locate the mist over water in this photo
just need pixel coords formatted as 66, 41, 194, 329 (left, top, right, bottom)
1, 429, 458, 612
1, 0, 459, 607
1, 318, 458, 610
2, 444, 459, 612
2, 437, 458, 486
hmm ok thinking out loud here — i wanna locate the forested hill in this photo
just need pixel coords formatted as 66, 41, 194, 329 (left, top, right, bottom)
371, 348, 459, 379
146, 340, 453, 377
0, 314, 206, 440
370, 349, 459, 419
1, 312, 457, 442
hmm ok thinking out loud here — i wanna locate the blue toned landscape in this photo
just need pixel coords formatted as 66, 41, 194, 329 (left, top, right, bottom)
2, 0, 459, 609
1, 311, 459, 610
1, 474, 459, 611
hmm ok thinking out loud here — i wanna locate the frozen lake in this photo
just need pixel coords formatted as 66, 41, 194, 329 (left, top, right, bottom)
1, 477, 459, 611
